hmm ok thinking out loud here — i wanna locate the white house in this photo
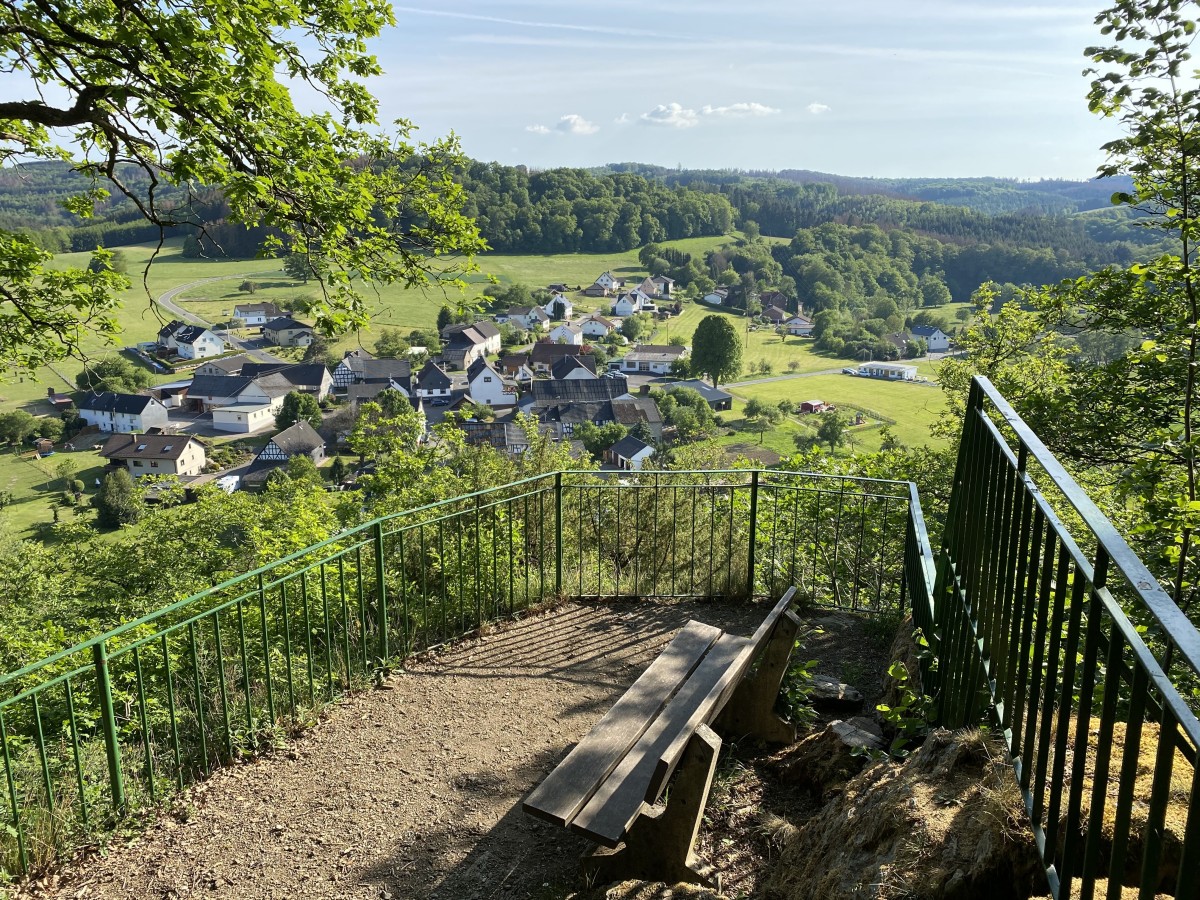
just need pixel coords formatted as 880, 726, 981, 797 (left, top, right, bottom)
262, 316, 315, 348
232, 302, 283, 326
785, 315, 815, 337
211, 403, 280, 433
544, 293, 573, 320
466, 357, 516, 407
650, 275, 675, 298
620, 344, 689, 376
158, 321, 226, 359
703, 288, 730, 306
857, 362, 918, 381
100, 433, 207, 477
579, 315, 618, 339
550, 356, 598, 380
79, 392, 170, 433
595, 271, 623, 293
548, 323, 584, 346
612, 291, 652, 318
499, 306, 550, 332
415, 360, 452, 399
910, 325, 951, 353
605, 435, 655, 471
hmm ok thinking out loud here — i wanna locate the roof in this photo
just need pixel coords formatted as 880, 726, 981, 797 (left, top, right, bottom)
762, 306, 789, 321
625, 344, 688, 363
264, 421, 325, 456
342, 356, 412, 382
609, 435, 653, 459
530, 377, 629, 405
538, 400, 613, 425
786, 315, 813, 325
417, 360, 452, 390
507, 306, 535, 316
466, 356, 502, 382
651, 275, 675, 285
550, 323, 582, 335
550, 356, 598, 380
611, 396, 662, 428
443, 321, 501, 347
499, 352, 530, 370
100, 433, 200, 461
346, 383, 399, 406
580, 314, 616, 329
637, 277, 658, 294
262, 316, 313, 333
157, 320, 186, 339
188, 373, 254, 398
240, 362, 330, 387
670, 380, 733, 404
78, 391, 157, 415
531, 342, 588, 366
910, 325, 947, 338
233, 301, 282, 316
199, 355, 249, 374
706, 288, 730, 298
173, 324, 217, 346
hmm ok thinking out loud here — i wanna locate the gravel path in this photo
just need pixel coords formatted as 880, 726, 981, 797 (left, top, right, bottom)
37, 600, 767, 900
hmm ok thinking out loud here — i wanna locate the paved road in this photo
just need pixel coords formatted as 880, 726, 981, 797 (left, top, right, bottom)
725, 367, 846, 390
156, 272, 288, 365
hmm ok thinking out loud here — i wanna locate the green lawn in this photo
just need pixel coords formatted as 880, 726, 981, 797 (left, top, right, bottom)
0, 448, 108, 537
724, 373, 948, 451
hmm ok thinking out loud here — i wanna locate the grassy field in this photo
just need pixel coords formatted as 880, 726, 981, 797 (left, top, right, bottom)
723, 373, 949, 452
0, 448, 108, 537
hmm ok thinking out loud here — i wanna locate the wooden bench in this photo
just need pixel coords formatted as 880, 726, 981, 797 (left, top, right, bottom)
523, 588, 801, 887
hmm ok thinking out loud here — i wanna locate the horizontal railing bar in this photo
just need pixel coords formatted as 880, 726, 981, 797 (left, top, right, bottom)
0, 664, 93, 710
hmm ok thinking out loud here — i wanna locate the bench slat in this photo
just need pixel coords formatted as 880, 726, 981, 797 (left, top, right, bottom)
569, 632, 750, 848
647, 586, 797, 795
522, 620, 722, 829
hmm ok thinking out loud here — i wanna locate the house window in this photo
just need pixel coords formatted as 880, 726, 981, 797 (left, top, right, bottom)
151, 461, 159, 468
134, 460, 143, 467
484, 376, 492, 383
639, 362, 650, 371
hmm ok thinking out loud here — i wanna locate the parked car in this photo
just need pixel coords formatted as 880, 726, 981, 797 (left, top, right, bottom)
842, 367, 858, 375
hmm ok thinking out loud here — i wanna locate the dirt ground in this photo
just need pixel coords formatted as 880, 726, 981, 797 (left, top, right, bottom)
19, 600, 892, 900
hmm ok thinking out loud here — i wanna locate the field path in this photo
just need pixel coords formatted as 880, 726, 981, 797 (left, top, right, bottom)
156, 273, 288, 365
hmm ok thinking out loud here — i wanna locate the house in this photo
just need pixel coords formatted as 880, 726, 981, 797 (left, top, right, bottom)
762, 306, 789, 325
415, 361, 452, 399
703, 288, 730, 306
581, 282, 612, 298
240, 363, 333, 401
612, 288, 657, 317
620, 344, 689, 376
466, 357, 517, 407
785, 315, 815, 337
78, 392, 170, 433
605, 435, 655, 471
44, 388, 74, 411
635, 277, 659, 299
441, 321, 502, 369
530, 342, 594, 375
544, 293, 573, 320
526, 376, 631, 410
910, 325, 951, 353
187, 372, 293, 413
232, 302, 283, 326
499, 306, 550, 332
150, 380, 191, 409
257, 420, 326, 465
550, 356, 598, 381
579, 315, 618, 339
332, 351, 413, 393
548, 323, 584, 346
857, 362, 918, 381
759, 291, 790, 311
262, 316, 315, 348
595, 271, 624, 293
799, 400, 830, 414
669, 380, 733, 411
498, 353, 535, 382
611, 396, 664, 441
195, 355, 250, 377
650, 275, 675, 298
547, 283, 570, 294
158, 321, 225, 359
100, 433, 207, 477
458, 419, 532, 456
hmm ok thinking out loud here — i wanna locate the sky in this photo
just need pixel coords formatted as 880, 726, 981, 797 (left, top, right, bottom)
363, 0, 1125, 179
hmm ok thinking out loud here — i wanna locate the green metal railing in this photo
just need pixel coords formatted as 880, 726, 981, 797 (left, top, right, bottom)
0, 467, 929, 876
922, 377, 1200, 900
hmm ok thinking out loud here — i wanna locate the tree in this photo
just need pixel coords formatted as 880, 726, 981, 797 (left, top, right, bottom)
816, 411, 848, 453
87, 249, 128, 276
93, 470, 143, 528
329, 457, 349, 484
742, 399, 782, 444
0, 410, 38, 448
238, 280, 259, 294
691, 315, 743, 388
373, 329, 410, 358
621, 312, 653, 341
38, 418, 64, 442
75, 356, 154, 394
576, 422, 628, 460
276, 391, 322, 431
437, 306, 456, 332
0, 0, 485, 374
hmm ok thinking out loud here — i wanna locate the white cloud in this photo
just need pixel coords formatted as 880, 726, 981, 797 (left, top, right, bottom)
614, 112, 632, 125
701, 102, 780, 117
806, 102, 832, 115
525, 124, 552, 135
557, 113, 599, 135
640, 102, 700, 128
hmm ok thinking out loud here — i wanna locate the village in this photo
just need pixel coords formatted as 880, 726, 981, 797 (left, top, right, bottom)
5, 266, 952, 521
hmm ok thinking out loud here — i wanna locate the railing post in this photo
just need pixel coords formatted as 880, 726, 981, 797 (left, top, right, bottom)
555, 472, 563, 597
93, 640, 126, 811
746, 470, 760, 598
374, 521, 388, 665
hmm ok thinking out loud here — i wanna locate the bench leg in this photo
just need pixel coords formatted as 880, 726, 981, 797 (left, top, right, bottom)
715, 610, 800, 745
582, 724, 721, 890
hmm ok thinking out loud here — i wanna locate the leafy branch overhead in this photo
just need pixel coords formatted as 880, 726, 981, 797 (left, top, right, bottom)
0, 0, 486, 371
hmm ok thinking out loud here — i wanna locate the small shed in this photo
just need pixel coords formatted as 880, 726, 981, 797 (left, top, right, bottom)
800, 400, 829, 414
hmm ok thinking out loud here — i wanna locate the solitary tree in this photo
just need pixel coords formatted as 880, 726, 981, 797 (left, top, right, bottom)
93, 470, 143, 528
0, 0, 485, 374
276, 391, 323, 431
816, 411, 848, 453
691, 315, 743, 388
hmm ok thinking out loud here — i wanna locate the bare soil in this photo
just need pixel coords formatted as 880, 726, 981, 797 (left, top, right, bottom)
19, 600, 891, 900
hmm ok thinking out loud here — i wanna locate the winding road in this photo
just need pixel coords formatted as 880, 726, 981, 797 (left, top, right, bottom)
155, 271, 288, 365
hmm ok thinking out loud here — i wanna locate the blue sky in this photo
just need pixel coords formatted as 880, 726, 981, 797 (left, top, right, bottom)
366, 0, 1123, 179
